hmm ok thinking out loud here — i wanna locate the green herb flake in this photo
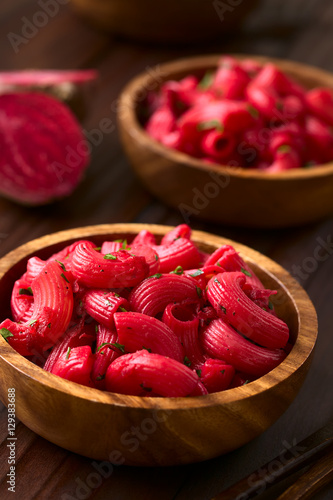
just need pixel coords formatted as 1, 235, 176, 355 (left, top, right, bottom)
190, 269, 204, 277
140, 383, 152, 392
122, 240, 128, 250
196, 369, 202, 378
79, 300, 83, 307
93, 247, 101, 251
29, 319, 37, 326
47, 323, 51, 329
216, 262, 222, 267
237, 298, 240, 302
19, 287, 33, 296
198, 70, 214, 90
103, 254, 117, 260
268, 300, 274, 310
105, 300, 113, 307
96, 374, 105, 381
277, 144, 291, 154
247, 105, 259, 119
171, 265, 184, 275
97, 342, 125, 354
113, 292, 120, 298
149, 273, 162, 279
220, 369, 225, 375
0, 328, 13, 342
184, 356, 191, 367
196, 286, 202, 298
55, 260, 66, 272
155, 254, 158, 261
197, 119, 224, 132
214, 278, 221, 285
66, 347, 71, 360
220, 305, 227, 314
118, 306, 127, 312
95, 325, 99, 333
60, 273, 70, 283
142, 346, 152, 353
243, 380, 250, 385
241, 267, 252, 277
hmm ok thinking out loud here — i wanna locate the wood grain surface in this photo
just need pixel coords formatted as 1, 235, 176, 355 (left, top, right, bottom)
0, 0, 332, 498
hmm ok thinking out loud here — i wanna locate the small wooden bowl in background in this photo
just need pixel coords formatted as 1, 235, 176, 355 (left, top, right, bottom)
0, 224, 317, 466
118, 55, 333, 228
69, 0, 259, 43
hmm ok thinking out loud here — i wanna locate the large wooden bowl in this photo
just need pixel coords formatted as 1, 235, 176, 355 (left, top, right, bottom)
118, 55, 333, 228
69, 0, 258, 43
0, 224, 317, 466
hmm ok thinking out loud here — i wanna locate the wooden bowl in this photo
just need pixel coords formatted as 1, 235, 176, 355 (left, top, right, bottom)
0, 224, 317, 466
69, 0, 258, 43
118, 55, 333, 228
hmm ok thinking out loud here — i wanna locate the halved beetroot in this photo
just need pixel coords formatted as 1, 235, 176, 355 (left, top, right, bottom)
0, 92, 90, 204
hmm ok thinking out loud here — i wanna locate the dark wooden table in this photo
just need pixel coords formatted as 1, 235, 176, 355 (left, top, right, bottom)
0, 1, 333, 498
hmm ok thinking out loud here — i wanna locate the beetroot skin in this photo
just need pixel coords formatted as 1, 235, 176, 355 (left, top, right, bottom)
0, 92, 90, 205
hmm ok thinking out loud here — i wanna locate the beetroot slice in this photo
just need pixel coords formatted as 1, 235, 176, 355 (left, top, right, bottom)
0, 92, 90, 204
0, 69, 98, 88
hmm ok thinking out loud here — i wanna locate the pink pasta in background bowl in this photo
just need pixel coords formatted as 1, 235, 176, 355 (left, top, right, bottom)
118, 55, 333, 227
0, 224, 317, 465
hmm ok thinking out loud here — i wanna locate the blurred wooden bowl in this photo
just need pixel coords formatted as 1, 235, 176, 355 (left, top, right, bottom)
69, 0, 259, 43
0, 224, 317, 465
118, 55, 333, 228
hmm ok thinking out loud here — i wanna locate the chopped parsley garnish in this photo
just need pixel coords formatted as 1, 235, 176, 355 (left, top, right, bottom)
66, 347, 71, 359
142, 346, 152, 353
171, 266, 184, 275
268, 300, 274, 310
0, 328, 13, 341
118, 306, 127, 312
214, 278, 221, 285
29, 319, 37, 326
105, 300, 113, 307
149, 273, 162, 279
197, 119, 224, 132
196, 369, 202, 378
95, 325, 99, 333
96, 374, 105, 381
140, 383, 152, 392
113, 292, 120, 298
184, 356, 191, 367
196, 286, 202, 298
103, 254, 117, 260
60, 273, 70, 283
247, 105, 259, 119
190, 269, 204, 277
93, 247, 101, 251
198, 70, 214, 89
55, 260, 66, 272
243, 380, 250, 385
220, 369, 225, 375
241, 267, 252, 277
277, 144, 291, 154
97, 342, 125, 354
155, 254, 158, 261
19, 287, 33, 296
47, 323, 51, 328
219, 305, 227, 314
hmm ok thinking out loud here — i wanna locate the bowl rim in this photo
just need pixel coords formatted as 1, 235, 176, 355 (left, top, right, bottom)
0, 223, 318, 410
118, 53, 333, 181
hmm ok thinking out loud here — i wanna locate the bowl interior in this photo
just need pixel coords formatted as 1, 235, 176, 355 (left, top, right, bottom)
0, 224, 312, 387
123, 54, 333, 180
0, 224, 318, 464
